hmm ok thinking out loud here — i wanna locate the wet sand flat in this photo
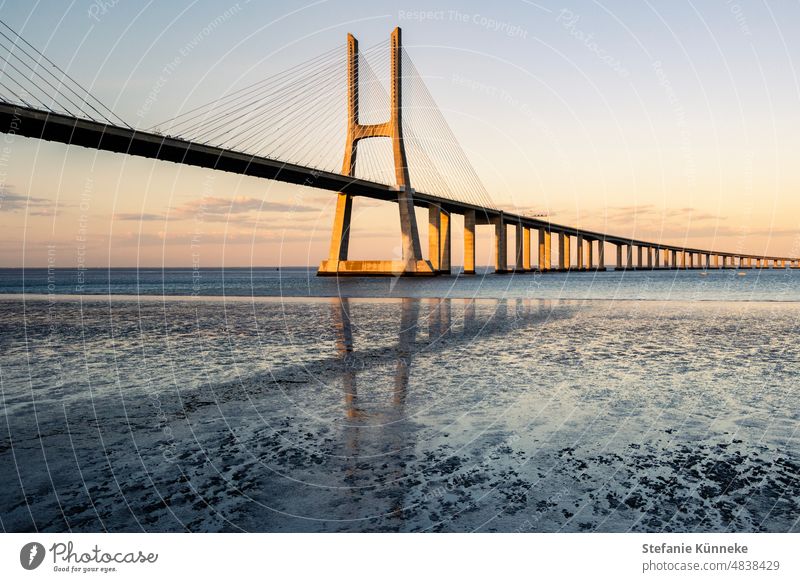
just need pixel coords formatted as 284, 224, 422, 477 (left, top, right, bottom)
0, 297, 798, 532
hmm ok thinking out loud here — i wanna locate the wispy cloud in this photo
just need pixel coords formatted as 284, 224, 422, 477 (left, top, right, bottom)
172, 195, 317, 218
114, 212, 165, 221
113, 196, 321, 225
0, 190, 58, 215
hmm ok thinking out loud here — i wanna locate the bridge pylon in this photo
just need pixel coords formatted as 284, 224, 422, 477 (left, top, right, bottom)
318, 27, 435, 276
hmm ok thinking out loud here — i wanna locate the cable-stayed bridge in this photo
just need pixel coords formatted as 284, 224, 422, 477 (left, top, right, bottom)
0, 22, 796, 275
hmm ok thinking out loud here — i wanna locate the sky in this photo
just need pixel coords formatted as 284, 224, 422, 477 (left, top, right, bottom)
2, 0, 800, 267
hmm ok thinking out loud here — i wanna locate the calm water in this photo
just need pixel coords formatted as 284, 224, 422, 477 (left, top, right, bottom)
2, 266, 800, 301
0, 269, 798, 532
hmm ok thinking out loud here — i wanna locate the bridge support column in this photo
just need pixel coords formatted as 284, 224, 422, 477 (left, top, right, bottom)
514, 224, 525, 272
318, 28, 433, 276
326, 193, 353, 264
428, 205, 451, 274
494, 215, 508, 274
646, 247, 653, 269
576, 234, 585, 270
627, 244, 634, 270
636, 245, 643, 270
597, 240, 605, 270
538, 229, 551, 271
559, 233, 570, 271
523, 227, 532, 271
615, 243, 623, 270
463, 210, 475, 275
587, 238, 594, 270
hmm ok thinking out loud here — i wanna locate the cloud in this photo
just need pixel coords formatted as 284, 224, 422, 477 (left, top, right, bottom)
114, 212, 165, 221
112, 196, 323, 226
0, 190, 57, 214
171, 196, 318, 219
595, 205, 722, 224
108, 230, 327, 246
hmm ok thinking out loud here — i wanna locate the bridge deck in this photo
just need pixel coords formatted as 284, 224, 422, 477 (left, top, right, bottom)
0, 102, 793, 263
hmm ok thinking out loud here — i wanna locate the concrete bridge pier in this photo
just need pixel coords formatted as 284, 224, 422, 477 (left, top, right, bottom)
514, 223, 525, 272
597, 240, 605, 270
636, 245, 643, 270
523, 227, 532, 271
539, 229, 551, 272
558, 233, 571, 271
586, 238, 594, 270
514, 223, 533, 272
319, 28, 434, 277
494, 214, 509, 274
428, 205, 451, 274
627, 244, 634, 270
576, 234, 585, 270
615, 243, 623, 270
463, 210, 476, 275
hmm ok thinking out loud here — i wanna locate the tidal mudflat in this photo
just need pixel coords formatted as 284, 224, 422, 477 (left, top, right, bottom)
1, 294, 798, 532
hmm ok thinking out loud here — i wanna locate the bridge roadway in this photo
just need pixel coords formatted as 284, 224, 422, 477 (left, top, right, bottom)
2, 102, 797, 272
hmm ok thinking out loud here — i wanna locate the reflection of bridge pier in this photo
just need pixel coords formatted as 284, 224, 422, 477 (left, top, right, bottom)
331, 297, 422, 526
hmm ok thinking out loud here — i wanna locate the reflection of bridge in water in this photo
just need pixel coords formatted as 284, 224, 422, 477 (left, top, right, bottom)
327, 297, 568, 525
1, 22, 796, 275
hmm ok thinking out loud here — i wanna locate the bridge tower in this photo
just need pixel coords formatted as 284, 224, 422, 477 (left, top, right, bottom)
318, 27, 435, 276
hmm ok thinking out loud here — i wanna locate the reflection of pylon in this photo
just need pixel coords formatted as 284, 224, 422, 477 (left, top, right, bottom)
318, 28, 434, 277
